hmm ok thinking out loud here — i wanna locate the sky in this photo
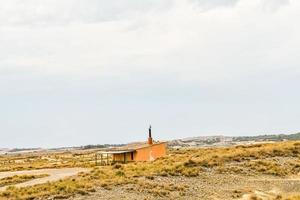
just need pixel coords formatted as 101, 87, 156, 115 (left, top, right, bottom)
0, 0, 299, 148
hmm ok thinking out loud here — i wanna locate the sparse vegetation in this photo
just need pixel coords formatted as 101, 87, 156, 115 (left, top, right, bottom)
286, 195, 300, 200
0, 174, 48, 187
0, 141, 299, 199
0, 151, 97, 172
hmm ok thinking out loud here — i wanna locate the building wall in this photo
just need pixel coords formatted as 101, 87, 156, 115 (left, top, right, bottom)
112, 143, 167, 162
135, 143, 166, 161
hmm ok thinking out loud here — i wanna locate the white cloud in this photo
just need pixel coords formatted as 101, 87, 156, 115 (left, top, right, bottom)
0, 0, 297, 83
262, 0, 290, 12
0, 0, 173, 26
0, 0, 300, 147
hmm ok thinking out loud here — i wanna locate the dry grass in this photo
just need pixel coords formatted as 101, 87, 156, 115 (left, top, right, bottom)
0, 174, 48, 187
0, 151, 96, 172
127, 179, 188, 197
0, 141, 299, 199
248, 193, 300, 200
286, 195, 300, 200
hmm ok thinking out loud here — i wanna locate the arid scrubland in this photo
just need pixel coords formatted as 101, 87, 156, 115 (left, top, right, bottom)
0, 141, 299, 200
0, 151, 96, 172
0, 174, 48, 187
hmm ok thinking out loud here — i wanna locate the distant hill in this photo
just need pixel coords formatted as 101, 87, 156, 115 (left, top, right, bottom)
168, 135, 233, 148
168, 132, 300, 148
233, 132, 300, 142
1, 133, 299, 151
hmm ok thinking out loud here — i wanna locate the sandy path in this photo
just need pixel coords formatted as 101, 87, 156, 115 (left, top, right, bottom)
0, 168, 90, 191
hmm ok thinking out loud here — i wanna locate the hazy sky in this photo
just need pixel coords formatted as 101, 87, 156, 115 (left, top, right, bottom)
0, 0, 299, 148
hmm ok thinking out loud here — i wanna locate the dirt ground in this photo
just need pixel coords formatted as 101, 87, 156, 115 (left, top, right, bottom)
68, 173, 300, 200
0, 168, 90, 191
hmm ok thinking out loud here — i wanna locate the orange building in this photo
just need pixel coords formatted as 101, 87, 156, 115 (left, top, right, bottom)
98, 126, 166, 163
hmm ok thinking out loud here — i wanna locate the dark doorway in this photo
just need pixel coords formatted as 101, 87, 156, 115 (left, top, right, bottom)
131, 152, 134, 160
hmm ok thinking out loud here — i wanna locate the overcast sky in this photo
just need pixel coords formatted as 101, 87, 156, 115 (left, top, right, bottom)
0, 0, 299, 148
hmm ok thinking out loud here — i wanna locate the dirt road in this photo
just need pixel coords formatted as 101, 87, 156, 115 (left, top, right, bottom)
0, 168, 90, 191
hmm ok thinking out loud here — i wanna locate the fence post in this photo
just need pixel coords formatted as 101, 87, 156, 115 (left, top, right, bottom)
95, 153, 97, 166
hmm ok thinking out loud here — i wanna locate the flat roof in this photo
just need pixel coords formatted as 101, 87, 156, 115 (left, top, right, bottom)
97, 141, 167, 154
118, 141, 166, 150
98, 150, 135, 154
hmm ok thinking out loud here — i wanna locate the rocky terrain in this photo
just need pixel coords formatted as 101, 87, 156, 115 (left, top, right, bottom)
69, 173, 300, 200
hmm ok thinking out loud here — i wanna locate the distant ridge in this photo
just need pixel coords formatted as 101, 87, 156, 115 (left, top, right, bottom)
1, 133, 299, 152
233, 132, 300, 142
168, 132, 300, 148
